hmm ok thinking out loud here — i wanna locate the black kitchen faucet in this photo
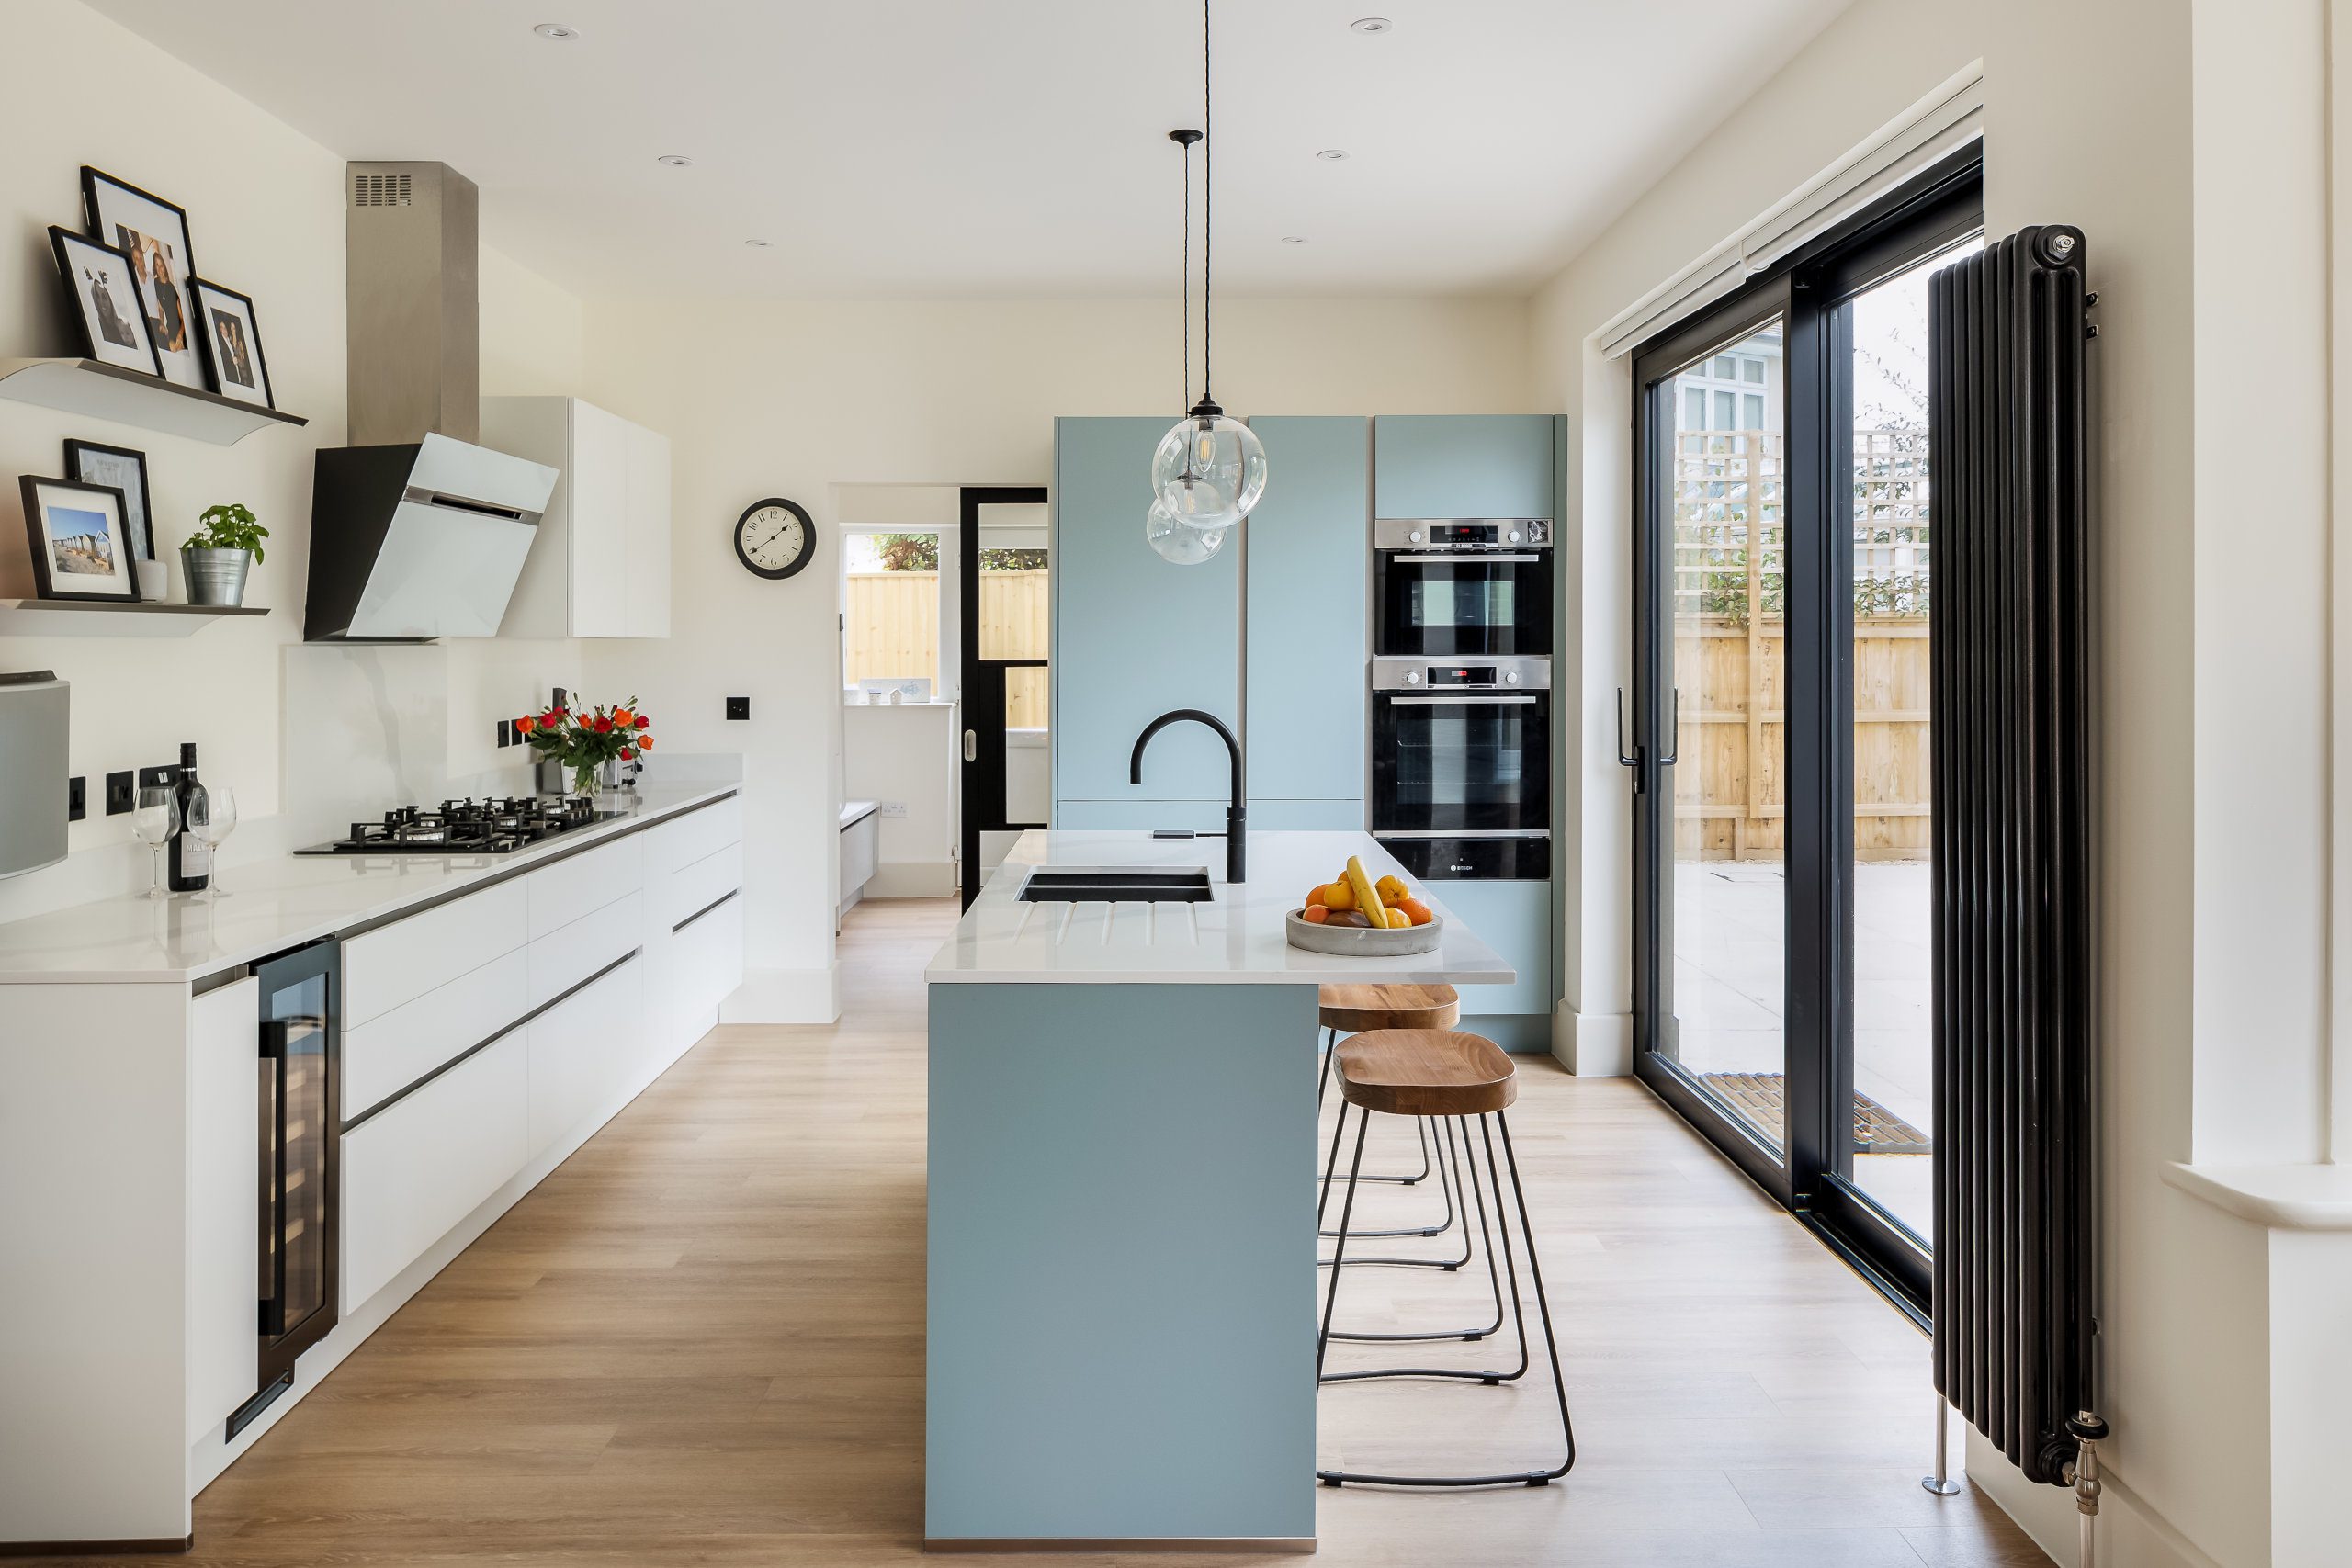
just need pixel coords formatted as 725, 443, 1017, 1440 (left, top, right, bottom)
1129, 708, 1244, 884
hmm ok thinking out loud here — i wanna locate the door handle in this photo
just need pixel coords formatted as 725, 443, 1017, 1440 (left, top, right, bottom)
962, 729, 977, 763
1615, 687, 1679, 796
1388, 694, 1539, 706
258, 1020, 289, 1337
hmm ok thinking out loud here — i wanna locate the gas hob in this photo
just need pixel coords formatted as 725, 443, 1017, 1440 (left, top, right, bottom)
295, 795, 624, 856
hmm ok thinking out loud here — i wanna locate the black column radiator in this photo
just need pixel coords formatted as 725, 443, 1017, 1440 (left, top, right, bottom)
1927, 225, 2101, 1491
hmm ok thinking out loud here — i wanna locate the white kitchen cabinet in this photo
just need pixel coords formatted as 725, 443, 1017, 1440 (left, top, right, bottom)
186, 978, 259, 1446
526, 955, 643, 1158
482, 395, 673, 638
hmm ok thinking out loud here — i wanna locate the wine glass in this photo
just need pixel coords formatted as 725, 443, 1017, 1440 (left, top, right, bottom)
197, 785, 238, 900
130, 786, 178, 899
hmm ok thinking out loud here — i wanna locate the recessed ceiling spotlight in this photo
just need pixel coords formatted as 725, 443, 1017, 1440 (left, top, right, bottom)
532, 22, 581, 40
744, 238, 774, 248
657, 154, 695, 167
1281, 235, 1308, 244
1351, 17, 1392, 33
1317, 149, 1349, 161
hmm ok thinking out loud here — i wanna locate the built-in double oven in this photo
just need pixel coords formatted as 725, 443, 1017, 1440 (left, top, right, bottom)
1370, 519, 1553, 881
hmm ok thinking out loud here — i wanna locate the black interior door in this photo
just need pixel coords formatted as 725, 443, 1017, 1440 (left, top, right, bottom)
957, 485, 1050, 908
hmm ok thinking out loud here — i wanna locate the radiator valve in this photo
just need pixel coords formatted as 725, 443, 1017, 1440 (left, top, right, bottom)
2064, 1411, 2109, 1568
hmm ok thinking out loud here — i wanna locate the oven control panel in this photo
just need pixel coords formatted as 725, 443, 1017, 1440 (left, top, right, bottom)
1373, 656, 1551, 693
1374, 518, 1551, 552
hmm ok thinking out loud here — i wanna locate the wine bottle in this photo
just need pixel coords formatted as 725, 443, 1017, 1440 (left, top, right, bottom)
167, 742, 210, 893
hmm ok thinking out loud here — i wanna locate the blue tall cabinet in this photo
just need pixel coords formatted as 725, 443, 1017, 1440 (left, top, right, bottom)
1050, 412, 1559, 1053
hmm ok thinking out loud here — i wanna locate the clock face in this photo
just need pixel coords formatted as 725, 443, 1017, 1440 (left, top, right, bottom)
735, 497, 814, 580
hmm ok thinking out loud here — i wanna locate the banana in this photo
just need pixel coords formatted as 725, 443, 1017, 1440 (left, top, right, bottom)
1343, 855, 1386, 929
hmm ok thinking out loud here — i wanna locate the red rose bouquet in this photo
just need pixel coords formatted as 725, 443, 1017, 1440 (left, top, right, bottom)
515, 697, 656, 797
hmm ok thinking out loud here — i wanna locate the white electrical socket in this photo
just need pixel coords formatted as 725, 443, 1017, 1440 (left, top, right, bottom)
878, 801, 909, 818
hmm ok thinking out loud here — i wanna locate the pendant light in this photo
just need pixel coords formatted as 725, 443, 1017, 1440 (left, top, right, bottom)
1144, 125, 1227, 562
1149, 0, 1266, 534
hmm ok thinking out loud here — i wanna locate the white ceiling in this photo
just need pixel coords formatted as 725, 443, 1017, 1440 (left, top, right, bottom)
86, 0, 1853, 301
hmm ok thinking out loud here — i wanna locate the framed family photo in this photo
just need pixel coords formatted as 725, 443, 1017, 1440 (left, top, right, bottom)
80, 166, 204, 389
193, 280, 274, 409
47, 227, 160, 377
18, 475, 141, 603
63, 439, 153, 561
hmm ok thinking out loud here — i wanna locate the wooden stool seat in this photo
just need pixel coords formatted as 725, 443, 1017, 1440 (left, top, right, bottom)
1335, 1030, 1516, 1118
1317, 983, 1460, 1034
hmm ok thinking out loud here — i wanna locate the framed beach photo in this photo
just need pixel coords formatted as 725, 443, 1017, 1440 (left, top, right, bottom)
63, 439, 153, 561
19, 475, 141, 603
47, 227, 161, 377
80, 167, 204, 389
192, 279, 273, 409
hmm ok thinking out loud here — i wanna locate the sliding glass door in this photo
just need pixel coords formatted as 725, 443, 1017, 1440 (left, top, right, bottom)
1630, 155, 1981, 1318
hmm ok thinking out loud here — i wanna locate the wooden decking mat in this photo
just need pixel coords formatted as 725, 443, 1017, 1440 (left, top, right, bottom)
1699, 1072, 1933, 1155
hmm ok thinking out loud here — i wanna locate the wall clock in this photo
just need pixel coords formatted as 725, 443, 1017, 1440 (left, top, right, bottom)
734, 497, 814, 581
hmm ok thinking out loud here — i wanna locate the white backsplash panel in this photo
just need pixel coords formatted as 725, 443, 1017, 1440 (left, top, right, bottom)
281, 643, 453, 843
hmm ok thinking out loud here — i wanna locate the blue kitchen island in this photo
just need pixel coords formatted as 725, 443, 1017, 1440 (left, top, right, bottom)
923, 830, 1512, 1551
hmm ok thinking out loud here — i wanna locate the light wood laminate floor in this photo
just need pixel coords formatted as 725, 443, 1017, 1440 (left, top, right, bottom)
38, 897, 2042, 1566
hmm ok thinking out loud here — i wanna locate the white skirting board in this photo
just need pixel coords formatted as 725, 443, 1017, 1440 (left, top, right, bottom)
1963, 1429, 2219, 1568
1556, 1007, 1634, 1077
187, 1012, 718, 1494
721, 963, 840, 1026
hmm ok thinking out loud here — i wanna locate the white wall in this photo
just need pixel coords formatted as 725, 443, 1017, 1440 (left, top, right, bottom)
1528, 0, 2339, 1562
0, 0, 588, 922
577, 295, 1533, 1021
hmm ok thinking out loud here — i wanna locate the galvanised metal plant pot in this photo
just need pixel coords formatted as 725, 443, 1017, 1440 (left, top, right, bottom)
181, 547, 252, 607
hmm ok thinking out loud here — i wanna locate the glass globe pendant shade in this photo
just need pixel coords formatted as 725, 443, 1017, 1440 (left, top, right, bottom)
1145, 498, 1227, 565
1150, 409, 1267, 531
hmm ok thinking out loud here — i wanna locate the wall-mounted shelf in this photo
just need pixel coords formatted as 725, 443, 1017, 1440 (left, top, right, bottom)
0, 600, 270, 637
0, 358, 308, 446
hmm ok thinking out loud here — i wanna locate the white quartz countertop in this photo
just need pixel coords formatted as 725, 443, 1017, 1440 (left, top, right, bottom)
925, 830, 1517, 986
0, 784, 738, 986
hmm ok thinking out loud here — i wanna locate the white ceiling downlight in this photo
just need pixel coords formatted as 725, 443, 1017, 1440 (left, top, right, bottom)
744, 238, 774, 248
531, 21, 579, 40
1281, 235, 1307, 244
1350, 17, 1392, 33
656, 153, 694, 167
1316, 149, 1349, 161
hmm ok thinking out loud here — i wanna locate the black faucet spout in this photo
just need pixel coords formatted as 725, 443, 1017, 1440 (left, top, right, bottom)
1129, 708, 1246, 884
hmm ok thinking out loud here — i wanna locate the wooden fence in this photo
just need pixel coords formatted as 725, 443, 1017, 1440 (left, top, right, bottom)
1672, 428, 1930, 863
843, 570, 1051, 728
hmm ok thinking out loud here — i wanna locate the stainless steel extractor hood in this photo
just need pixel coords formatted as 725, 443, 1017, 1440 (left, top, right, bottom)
304, 163, 556, 641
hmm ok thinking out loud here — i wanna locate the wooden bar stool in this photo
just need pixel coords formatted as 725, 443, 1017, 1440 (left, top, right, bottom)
1317, 982, 1458, 1200
1315, 1029, 1575, 1490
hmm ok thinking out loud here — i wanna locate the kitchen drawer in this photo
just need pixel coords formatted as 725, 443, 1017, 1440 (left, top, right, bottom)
527, 889, 642, 1010
527, 954, 642, 1156
341, 1030, 527, 1310
344, 947, 528, 1118
1431, 879, 1554, 1019
662, 840, 742, 930
527, 834, 643, 940
187, 977, 258, 1445
650, 795, 741, 875
673, 891, 744, 1024
344, 878, 529, 1030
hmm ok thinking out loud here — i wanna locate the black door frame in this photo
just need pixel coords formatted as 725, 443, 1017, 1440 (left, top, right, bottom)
956, 485, 1050, 908
1628, 149, 1983, 1322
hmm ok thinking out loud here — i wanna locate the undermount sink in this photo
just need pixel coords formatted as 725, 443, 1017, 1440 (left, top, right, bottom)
1018, 866, 1214, 903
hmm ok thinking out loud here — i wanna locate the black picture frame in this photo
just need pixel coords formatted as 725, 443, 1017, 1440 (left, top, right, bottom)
19, 474, 141, 603
735, 497, 815, 580
190, 278, 274, 409
47, 226, 162, 377
62, 439, 153, 561
80, 165, 203, 389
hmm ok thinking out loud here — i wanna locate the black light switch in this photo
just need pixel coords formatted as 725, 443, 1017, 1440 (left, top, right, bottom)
138, 763, 177, 790
497, 718, 514, 749
68, 776, 86, 821
726, 696, 750, 721
104, 771, 134, 815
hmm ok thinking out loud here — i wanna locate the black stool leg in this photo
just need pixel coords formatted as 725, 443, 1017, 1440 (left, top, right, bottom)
1317, 1114, 1473, 1270
1319, 1113, 1453, 1240
1320, 1026, 1431, 1186
1314, 1111, 1373, 1384
1321, 1117, 1506, 1347
1314, 1109, 1576, 1489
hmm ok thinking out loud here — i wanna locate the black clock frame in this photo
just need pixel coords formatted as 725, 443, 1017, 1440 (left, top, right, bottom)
734, 496, 815, 581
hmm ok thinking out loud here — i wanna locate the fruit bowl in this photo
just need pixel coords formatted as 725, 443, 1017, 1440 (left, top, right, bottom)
1285, 908, 1443, 957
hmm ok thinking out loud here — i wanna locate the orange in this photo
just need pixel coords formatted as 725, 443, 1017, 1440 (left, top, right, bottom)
1397, 898, 1433, 927
1300, 904, 1330, 924
1320, 880, 1356, 912
1385, 908, 1413, 930
1375, 874, 1409, 904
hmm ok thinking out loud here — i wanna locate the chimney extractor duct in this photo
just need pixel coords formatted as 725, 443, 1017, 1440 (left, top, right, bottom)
306, 163, 556, 641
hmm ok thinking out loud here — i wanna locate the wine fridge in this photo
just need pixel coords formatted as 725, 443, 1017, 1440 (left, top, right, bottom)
228, 940, 341, 1438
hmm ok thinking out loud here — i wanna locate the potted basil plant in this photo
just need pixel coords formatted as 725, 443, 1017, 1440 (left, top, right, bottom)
183, 502, 268, 607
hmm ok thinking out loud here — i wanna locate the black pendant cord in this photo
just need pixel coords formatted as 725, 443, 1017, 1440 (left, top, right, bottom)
1199, 0, 1215, 414
1182, 134, 1192, 410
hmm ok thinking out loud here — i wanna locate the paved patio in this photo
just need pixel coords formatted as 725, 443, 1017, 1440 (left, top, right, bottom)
1667, 860, 1933, 1236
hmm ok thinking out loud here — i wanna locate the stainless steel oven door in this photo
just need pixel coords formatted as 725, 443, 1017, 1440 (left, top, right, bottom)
1371, 685, 1551, 835
1374, 551, 1553, 657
